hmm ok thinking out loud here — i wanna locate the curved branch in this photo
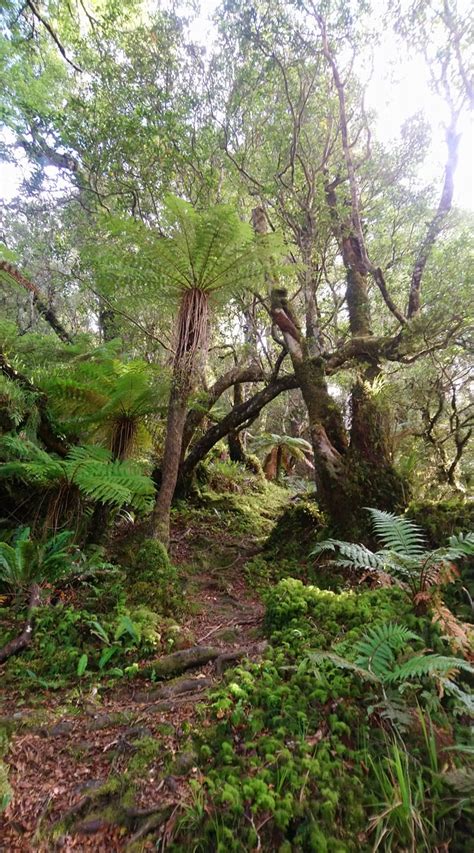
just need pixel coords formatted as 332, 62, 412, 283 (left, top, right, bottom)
25, 0, 82, 72
0, 261, 73, 344
179, 373, 298, 482
181, 362, 266, 455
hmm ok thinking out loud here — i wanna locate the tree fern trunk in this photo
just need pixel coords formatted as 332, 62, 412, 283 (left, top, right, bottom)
150, 288, 209, 546
148, 380, 190, 547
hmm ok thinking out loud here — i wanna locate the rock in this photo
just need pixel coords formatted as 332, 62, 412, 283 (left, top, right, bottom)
75, 817, 110, 834
213, 627, 240, 643
122, 725, 152, 741
147, 701, 173, 713
73, 740, 96, 754
48, 720, 75, 737
134, 675, 213, 703
172, 750, 198, 776
75, 779, 104, 795
88, 712, 127, 730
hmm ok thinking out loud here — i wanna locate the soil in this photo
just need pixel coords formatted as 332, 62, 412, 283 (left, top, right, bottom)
0, 522, 267, 851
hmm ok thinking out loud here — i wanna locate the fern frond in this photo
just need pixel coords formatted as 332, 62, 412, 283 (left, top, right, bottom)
367, 508, 426, 557
66, 446, 155, 512
354, 622, 420, 677
306, 650, 380, 683
311, 539, 383, 570
442, 681, 474, 715
435, 532, 474, 561
387, 654, 474, 683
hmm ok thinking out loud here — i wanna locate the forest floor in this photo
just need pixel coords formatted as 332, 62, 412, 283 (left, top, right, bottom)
0, 487, 289, 851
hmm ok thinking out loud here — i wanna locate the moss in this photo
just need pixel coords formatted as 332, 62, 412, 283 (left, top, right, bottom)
127, 736, 163, 776
407, 499, 474, 547
128, 540, 182, 615
264, 498, 327, 559
133, 539, 172, 580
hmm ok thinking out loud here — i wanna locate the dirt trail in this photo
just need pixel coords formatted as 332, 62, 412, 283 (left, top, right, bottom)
0, 543, 267, 851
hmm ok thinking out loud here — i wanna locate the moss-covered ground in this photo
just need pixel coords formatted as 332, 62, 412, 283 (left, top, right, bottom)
0, 465, 473, 851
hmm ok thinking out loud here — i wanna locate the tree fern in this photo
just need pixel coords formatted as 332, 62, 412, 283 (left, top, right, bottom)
0, 436, 155, 513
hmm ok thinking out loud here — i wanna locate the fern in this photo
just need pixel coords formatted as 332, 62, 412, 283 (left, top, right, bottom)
0, 437, 155, 513
387, 654, 474, 683
310, 540, 383, 570
66, 445, 155, 512
311, 508, 472, 606
353, 622, 420, 677
0, 528, 73, 589
366, 509, 426, 557
305, 650, 381, 682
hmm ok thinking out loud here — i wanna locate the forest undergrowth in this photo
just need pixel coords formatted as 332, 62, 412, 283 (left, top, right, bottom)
0, 466, 473, 852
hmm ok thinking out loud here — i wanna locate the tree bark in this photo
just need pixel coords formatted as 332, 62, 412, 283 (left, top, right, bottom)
149, 374, 192, 547
228, 382, 247, 462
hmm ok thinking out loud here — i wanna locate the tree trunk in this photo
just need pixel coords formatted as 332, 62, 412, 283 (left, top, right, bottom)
228, 383, 247, 462
149, 376, 190, 547
347, 378, 408, 523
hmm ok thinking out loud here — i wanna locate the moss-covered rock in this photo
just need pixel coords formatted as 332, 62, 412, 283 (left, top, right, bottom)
264, 498, 327, 559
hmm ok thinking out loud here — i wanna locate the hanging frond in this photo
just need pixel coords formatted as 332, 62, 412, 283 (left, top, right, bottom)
66, 445, 155, 512
0, 437, 155, 514
367, 508, 426, 557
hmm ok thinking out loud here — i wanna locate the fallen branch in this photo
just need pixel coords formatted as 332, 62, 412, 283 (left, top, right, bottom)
143, 645, 221, 679
0, 583, 41, 664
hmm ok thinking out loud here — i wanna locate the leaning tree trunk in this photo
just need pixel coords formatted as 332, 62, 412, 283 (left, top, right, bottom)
148, 382, 190, 546
269, 287, 352, 528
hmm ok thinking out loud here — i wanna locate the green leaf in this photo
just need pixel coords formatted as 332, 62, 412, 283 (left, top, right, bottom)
98, 646, 119, 670
114, 614, 140, 644
77, 654, 88, 677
